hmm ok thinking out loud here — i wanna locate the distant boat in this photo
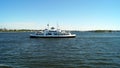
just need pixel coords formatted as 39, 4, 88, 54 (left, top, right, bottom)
30, 25, 76, 38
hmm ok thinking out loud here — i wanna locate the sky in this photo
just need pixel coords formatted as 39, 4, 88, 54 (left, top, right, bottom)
0, 0, 120, 30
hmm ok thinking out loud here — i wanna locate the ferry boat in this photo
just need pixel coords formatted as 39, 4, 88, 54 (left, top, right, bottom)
30, 25, 76, 38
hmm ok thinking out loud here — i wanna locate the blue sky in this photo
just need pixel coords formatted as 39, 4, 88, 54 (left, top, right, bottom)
0, 0, 120, 30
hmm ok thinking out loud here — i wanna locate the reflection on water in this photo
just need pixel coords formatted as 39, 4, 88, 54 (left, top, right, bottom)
0, 32, 120, 68
0, 64, 12, 68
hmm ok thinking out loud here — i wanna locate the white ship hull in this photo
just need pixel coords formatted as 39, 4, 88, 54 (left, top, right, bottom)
30, 34, 76, 38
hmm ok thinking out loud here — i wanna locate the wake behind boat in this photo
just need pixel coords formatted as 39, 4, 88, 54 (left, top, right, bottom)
30, 25, 76, 38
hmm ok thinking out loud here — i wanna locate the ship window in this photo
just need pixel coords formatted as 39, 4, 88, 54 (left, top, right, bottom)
54, 33, 57, 35
47, 33, 52, 35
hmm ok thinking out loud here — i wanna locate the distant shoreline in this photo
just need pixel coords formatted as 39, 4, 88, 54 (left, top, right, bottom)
0, 29, 42, 32
88, 30, 120, 32
0, 29, 120, 32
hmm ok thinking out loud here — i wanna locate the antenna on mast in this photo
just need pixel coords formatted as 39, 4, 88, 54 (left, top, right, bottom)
56, 21, 59, 30
47, 24, 49, 29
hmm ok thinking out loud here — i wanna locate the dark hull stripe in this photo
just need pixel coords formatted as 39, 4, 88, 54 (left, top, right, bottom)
30, 36, 76, 38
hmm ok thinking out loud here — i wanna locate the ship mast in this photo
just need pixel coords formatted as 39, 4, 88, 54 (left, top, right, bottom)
47, 24, 49, 30
56, 22, 59, 30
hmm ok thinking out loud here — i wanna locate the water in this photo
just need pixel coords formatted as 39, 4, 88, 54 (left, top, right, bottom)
0, 32, 120, 68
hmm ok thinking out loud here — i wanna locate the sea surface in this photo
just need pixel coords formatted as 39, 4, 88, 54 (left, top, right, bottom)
0, 32, 120, 68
